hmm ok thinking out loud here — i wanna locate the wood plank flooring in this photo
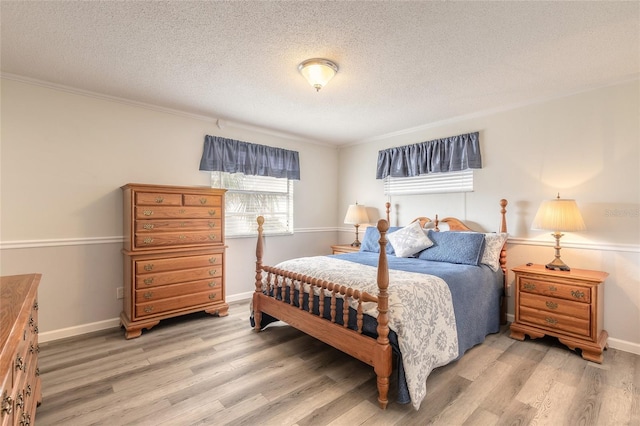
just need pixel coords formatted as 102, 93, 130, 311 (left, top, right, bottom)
35, 300, 640, 425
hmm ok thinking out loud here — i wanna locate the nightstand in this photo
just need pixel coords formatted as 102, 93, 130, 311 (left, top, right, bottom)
510, 264, 608, 363
331, 244, 361, 254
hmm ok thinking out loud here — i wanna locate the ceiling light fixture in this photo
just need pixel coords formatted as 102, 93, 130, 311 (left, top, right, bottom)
298, 58, 338, 92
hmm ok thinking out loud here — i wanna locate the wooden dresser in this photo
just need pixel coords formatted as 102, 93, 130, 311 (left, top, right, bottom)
510, 264, 608, 363
121, 184, 229, 339
330, 244, 360, 254
1, 274, 42, 426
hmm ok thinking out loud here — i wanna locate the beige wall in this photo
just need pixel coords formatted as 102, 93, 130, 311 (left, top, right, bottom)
337, 80, 640, 353
0, 78, 338, 338
2, 77, 638, 354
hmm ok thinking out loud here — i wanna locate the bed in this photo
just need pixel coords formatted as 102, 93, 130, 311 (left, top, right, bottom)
251, 199, 508, 410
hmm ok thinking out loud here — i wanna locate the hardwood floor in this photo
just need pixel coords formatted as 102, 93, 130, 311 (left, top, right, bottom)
36, 300, 639, 425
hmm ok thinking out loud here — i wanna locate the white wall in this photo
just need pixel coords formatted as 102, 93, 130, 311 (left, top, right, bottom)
336, 80, 640, 353
0, 78, 339, 338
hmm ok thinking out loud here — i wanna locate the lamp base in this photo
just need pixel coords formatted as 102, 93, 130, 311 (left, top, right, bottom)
545, 257, 571, 271
350, 240, 361, 247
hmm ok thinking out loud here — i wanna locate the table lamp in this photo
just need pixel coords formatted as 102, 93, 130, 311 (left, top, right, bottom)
344, 203, 369, 247
531, 194, 586, 271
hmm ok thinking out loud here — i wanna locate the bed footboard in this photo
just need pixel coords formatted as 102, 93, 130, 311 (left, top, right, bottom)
252, 216, 392, 409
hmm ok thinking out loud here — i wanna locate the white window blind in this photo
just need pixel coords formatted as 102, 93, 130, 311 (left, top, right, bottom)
211, 171, 294, 237
384, 170, 474, 195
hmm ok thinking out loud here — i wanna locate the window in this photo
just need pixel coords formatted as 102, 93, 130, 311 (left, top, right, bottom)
211, 171, 293, 237
383, 170, 474, 196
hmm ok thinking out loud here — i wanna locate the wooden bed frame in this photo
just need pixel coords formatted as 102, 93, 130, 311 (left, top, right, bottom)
252, 199, 508, 409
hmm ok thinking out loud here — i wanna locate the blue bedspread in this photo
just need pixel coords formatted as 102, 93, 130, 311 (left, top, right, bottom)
251, 252, 503, 406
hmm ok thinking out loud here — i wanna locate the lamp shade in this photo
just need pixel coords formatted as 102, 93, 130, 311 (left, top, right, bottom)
344, 204, 369, 225
298, 58, 338, 91
532, 196, 586, 232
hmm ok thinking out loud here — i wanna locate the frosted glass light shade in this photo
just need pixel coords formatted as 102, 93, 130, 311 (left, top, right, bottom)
298, 58, 338, 91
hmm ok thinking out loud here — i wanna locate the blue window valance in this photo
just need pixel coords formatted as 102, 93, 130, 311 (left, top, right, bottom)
376, 132, 481, 179
199, 135, 300, 180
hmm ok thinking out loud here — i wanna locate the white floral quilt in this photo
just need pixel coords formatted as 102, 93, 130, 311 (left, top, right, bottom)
262, 256, 458, 409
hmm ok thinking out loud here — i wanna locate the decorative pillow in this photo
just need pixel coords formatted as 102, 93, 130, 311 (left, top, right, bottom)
386, 221, 434, 258
359, 226, 401, 255
480, 232, 508, 271
417, 230, 485, 265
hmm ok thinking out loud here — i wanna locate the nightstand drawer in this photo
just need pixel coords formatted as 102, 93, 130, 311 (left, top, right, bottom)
519, 277, 591, 303
520, 292, 590, 320
519, 306, 590, 338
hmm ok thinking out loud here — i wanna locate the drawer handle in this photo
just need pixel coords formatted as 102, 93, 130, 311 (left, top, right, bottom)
143, 237, 154, 245
180, 222, 187, 227
179, 209, 186, 214
209, 269, 217, 276
545, 301, 558, 310
545, 317, 558, 325
209, 257, 217, 264
34, 326, 39, 334
1, 391, 12, 415
30, 343, 40, 354
523, 282, 536, 291
208, 222, 216, 228
143, 292, 153, 299
144, 264, 154, 271
209, 293, 217, 300
29, 315, 34, 326
143, 224, 155, 230
208, 234, 216, 241
26, 385, 32, 397
20, 413, 31, 426
208, 210, 217, 216
144, 278, 154, 285
200, 197, 208, 204
548, 285, 557, 292
155, 197, 164, 203
571, 290, 585, 300
143, 210, 154, 216
16, 392, 24, 410
15, 355, 25, 371
35, 367, 40, 377
208, 281, 217, 288
33, 301, 38, 310
144, 306, 154, 313
179, 235, 187, 240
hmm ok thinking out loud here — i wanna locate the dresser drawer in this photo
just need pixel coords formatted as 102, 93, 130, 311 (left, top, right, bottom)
135, 265, 222, 289
519, 306, 590, 338
183, 194, 222, 207
135, 206, 222, 220
136, 192, 183, 206
136, 254, 223, 274
135, 219, 221, 233
135, 230, 222, 248
519, 277, 591, 303
520, 292, 590, 320
136, 278, 222, 302
135, 291, 223, 318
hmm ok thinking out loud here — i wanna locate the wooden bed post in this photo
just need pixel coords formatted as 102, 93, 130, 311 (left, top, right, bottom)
253, 216, 265, 331
374, 219, 392, 409
499, 199, 508, 325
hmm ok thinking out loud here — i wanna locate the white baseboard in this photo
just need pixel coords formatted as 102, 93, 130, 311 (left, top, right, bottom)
40, 296, 640, 356
39, 292, 255, 343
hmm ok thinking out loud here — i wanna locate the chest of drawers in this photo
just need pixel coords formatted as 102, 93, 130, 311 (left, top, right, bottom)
1, 274, 41, 426
121, 184, 228, 339
509, 264, 608, 363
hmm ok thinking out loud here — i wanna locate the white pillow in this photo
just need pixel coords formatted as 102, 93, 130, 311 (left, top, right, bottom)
481, 232, 508, 271
387, 221, 434, 258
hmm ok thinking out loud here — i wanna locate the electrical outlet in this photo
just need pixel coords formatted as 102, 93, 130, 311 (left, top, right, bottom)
116, 287, 124, 299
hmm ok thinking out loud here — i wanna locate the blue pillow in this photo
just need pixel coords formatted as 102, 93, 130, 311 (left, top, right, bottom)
417, 230, 485, 265
359, 226, 401, 255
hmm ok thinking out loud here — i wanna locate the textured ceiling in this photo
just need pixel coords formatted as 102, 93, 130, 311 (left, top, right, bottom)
1, 1, 638, 145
